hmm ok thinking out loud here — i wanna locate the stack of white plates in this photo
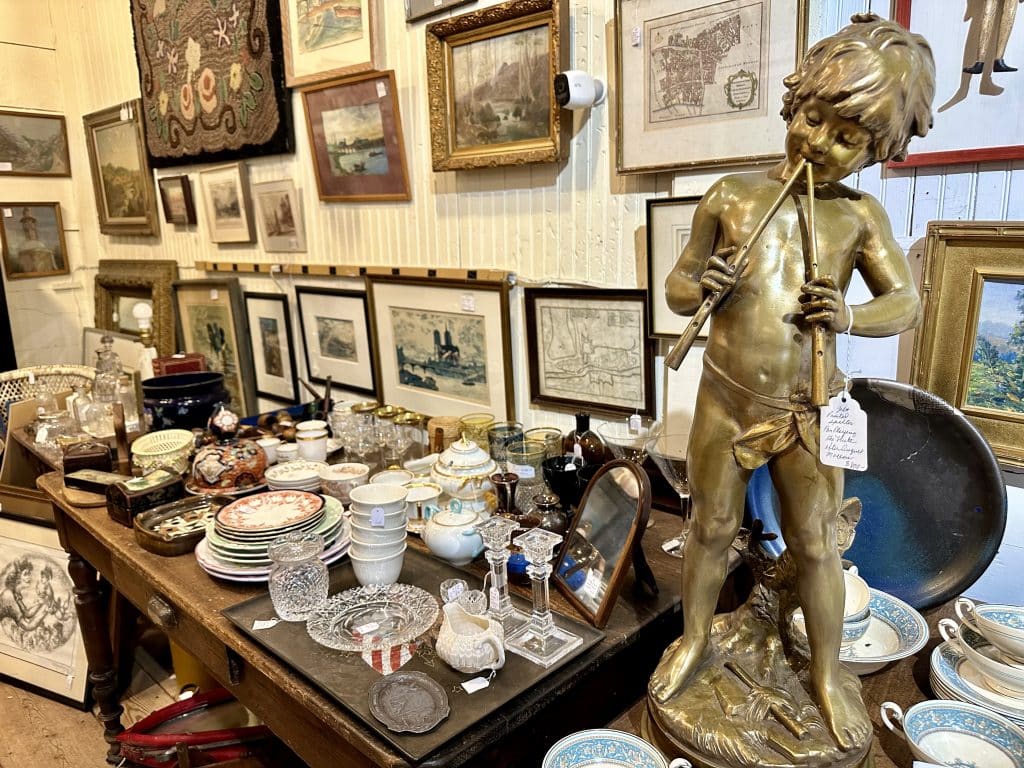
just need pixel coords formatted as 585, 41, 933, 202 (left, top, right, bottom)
196, 490, 349, 582
931, 639, 1024, 728
264, 460, 329, 492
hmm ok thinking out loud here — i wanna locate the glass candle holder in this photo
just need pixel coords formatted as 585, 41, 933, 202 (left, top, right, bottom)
459, 412, 495, 448
268, 532, 329, 622
487, 421, 524, 468
525, 427, 564, 460
476, 515, 530, 636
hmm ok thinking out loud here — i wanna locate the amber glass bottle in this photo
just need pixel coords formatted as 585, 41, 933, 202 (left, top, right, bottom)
562, 412, 605, 464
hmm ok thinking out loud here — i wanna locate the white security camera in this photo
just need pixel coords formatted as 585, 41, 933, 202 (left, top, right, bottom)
554, 70, 606, 110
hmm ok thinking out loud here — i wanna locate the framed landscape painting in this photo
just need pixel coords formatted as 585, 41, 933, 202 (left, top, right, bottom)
280, 0, 379, 86
157, 175, 197, 226
253, 179, 306, 252
198, 163, 255, 244
426, 0, 568, 170
302, 70, 410, 202
295, 286, 377, 397
0, 517, 89, 708
0, 110, 70, 177
912, 222, 1024, 467
524, 288, 654, 416
244, 292, 299, 403
82, 100, 160, 235
367, 276, 514, 419
0, 203, 70, 280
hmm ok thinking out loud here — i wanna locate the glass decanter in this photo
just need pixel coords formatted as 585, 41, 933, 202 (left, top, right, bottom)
476, 516, 529, 636
506, 528, 582, 668
268, 532, 329, 622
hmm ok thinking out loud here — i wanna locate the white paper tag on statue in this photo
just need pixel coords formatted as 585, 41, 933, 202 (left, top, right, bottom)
370, 506, 386, 527
507, 462, 534, 479
820, 393, 868, 471
461, 676, 491, 694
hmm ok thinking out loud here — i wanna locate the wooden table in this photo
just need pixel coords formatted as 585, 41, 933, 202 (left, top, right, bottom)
40, 472, 684, 767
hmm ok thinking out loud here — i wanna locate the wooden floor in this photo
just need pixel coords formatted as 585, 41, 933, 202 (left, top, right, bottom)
0, 648, 177, 768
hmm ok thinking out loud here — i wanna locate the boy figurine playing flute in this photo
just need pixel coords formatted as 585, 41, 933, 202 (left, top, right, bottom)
651, 14, 935, 752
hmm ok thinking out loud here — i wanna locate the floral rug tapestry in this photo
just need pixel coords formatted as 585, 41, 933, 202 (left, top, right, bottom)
130, 0, 294, 167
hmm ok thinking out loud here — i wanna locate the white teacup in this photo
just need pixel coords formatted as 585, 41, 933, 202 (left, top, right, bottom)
956, 597, 1024, 662
349, 483, 409, 515
256, 436, 281, 464
296, 428, 328, 462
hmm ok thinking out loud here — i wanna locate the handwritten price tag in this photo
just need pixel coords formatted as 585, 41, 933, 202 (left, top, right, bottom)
370, 506, 386, 527
820, 394, 867, 471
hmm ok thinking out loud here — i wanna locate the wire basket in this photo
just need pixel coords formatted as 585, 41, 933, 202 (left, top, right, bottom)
131, 429, 195, 474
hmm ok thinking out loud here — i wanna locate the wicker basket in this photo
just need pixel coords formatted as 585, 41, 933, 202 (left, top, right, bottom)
131, 429, 195, 474
426, 416, 462, 453
0, 365, 96, 437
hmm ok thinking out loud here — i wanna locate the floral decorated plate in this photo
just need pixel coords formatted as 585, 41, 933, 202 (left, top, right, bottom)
215, 489, 324, 533
542, 729, 689, 768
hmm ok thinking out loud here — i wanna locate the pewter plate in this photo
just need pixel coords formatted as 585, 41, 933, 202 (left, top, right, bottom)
305, 583, 439, 652
368, 672, 449, 734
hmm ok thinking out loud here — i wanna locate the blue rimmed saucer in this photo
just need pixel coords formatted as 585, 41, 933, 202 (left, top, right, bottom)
840, 588, 928, 675
543, 729, 689, 768
931, 641, 1024, 727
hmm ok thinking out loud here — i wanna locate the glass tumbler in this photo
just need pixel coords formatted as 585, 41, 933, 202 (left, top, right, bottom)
524, 427, 563, 459
268, 532, 329, 622
459, 412, 495, 448
488, 421, 524, 469
506, 440, 547, 516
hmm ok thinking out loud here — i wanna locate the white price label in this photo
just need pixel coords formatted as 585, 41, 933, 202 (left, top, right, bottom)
564, 461, 577, 471
355, 621, 380, 635
434, 0, 443, 5
0, 162, 11, 171
820, 393, 868, 471
2, 208, 11, 217
252, 618, 280, 630
631, 26, 642, 47
446, 583, 465, 602
461, 676, 491, 694
370, 506, 386, 527
572, 443, 583, 460
628, 414, 642, 432
460, 294, 476, 312
376, 80, 387, 98
209, 288, 219, 301
507, 462, 535, 480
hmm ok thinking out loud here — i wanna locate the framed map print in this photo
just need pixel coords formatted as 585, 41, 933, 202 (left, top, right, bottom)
615, 0, 808, 173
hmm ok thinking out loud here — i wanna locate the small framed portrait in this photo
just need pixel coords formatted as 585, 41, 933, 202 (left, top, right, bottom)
198, 163, 255, 244
157, 175, 197, 226
0, 203, 70, 280
244, 292, 299, 404
295, 286, 378, 397
253, 179, 306, 252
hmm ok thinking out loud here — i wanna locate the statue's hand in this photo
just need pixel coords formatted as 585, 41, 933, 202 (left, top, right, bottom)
801, 275, 852, 331
699, 246, 738, 296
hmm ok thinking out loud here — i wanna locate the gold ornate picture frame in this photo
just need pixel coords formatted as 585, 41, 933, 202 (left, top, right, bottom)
425, 0, 568, 171
911, 221, 1024, 467
94, 259, 179, 357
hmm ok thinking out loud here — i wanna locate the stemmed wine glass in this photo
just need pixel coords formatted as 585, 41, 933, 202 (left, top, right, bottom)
645, 432, 691, 559
597, 416, 662, 464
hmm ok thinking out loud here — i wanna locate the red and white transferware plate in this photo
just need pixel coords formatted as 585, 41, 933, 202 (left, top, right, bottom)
214, 490, 325, 533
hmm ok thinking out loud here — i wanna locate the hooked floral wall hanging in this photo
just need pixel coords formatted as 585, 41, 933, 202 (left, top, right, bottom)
129, 0, 294, 167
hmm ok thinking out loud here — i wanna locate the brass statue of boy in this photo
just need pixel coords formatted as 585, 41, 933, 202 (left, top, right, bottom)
651, 14, 935, 755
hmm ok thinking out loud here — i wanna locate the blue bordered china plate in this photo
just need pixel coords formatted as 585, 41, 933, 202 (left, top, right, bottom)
931, 641, 1024, 725
891, 699, 1024, 768
840, 588, 928, 675
543, 729, 688, 768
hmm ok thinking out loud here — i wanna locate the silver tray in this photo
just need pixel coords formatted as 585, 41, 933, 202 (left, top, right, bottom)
369, 672, 449, 734
305, 583, 439, 652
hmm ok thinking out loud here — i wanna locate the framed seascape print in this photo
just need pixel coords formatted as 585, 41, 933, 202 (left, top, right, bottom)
280, 0, 379, 86
614, 0, 809, 173
82, 100, 160, 235
95, 259, 179, 357
173, 278, 257, 416
244, 292, 299, 403
645, 196, 708, 340
524, 288, 654, 417
302, 70, 410, 202
0, 203, 70, 280
406, 0, 476, 24
425, 0, 569, 171
295, 286, 377, 397
253, 179, 306, 252
199, 163, 255, 244
129, 0, 294, 167
911, 222, 1024, 467
0, 517, 89, 708
893, 1, 1024, 166
367, 276, 515, 420
0, 110, 70, 177
157, 175, 197, 226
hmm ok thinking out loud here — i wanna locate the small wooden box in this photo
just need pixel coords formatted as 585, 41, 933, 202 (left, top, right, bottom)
152, 354, 207, 376
62, 441, 114, 475
106, 469, 185, 527
64, 469, 133, 495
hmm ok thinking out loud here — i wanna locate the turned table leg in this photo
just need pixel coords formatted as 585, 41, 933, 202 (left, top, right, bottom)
68, 552, 124, 763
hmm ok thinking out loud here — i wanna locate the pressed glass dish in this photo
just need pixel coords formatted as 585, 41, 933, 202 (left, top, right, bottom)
306, 583, 439, 652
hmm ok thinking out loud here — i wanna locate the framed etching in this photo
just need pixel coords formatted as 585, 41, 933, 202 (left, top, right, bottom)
280, 0, 379, 86
911, 222, 1024, 468
173, 278, 257, 416
367, 276, 514, 419
157, 175, 197, 226
94, 259, 179, 357
302, 70, 410, 202
406, 0, 476, 23
82, 100, 160, 235
244, 292, 299, 404
645, 196, 709, 340
0, 110, 70, 177
129, 0, 294, 167
253, 179, 306, 252
0, 203, 70, 280
524, 288, 654, 417
893, 0, 1024, 166
0, 517, 89, 708
425, 0, 569, 171
295, 286, 378, 397
614, 0, 809, 173
198, 163, 255, 244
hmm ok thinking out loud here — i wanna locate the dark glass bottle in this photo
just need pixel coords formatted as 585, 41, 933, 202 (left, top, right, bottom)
563, 412, 605, 465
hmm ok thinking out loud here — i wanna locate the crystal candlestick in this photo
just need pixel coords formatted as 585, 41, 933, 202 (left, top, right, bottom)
506, 528, 582, 668
476, 516, 529, 636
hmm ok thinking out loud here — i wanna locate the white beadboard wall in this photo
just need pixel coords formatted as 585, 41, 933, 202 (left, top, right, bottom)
3, 0, 1024, 431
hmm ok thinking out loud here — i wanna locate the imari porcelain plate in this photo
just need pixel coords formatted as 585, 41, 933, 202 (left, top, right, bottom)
215, 490, 324, 533
543, 729, 683, 768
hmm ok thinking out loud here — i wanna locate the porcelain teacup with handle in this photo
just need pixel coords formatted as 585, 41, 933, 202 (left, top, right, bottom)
939, 618, 1024, 696
956, 597, 1024, 662
435, 602, 505, 674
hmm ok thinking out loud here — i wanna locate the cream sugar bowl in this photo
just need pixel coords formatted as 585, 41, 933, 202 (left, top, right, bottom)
430, 437, 496, 516
436, 601, 505, 674
423, 501, 484, 566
